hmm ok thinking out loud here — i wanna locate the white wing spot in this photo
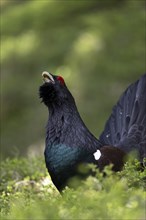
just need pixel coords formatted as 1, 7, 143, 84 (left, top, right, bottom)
93, 150, 101, 160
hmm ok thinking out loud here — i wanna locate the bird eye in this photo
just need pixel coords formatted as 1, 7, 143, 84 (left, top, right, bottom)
57, 76, 65, 85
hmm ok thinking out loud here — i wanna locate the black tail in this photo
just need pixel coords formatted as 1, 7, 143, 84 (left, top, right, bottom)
99, 74, 146, 162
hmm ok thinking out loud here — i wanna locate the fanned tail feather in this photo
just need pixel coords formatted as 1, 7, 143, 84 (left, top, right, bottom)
99, 74, 146, 162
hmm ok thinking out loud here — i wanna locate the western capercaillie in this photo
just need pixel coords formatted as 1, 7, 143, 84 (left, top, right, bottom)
39, 72, 146, 191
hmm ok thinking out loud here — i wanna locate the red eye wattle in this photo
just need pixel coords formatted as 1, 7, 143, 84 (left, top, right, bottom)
57, 76, 65, 85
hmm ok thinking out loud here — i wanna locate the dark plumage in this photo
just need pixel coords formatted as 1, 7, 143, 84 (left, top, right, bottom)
39, 72, 146, 191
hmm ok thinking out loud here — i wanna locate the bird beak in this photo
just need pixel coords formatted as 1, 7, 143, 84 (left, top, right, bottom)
42, 71, 55, 83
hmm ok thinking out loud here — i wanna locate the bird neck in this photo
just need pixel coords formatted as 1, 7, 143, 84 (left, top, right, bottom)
46, 100, 102, 151
46, 101, 80, 143
48, 97, 78, 117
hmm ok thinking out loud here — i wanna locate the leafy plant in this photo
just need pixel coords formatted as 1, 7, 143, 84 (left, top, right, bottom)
0, 157, 145, 219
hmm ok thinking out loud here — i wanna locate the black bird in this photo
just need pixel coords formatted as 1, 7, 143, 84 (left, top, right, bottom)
39, 72, 146, 191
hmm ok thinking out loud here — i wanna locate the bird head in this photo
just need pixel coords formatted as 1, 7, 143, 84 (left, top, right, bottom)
39, 71, 74, 107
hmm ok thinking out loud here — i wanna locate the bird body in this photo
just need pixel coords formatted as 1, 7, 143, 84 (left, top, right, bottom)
40, 72, 146, 190
40, 76, 101, 190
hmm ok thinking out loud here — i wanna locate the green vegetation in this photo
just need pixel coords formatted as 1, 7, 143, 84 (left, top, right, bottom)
1, 0, 145, 158
0, 157, 145, 219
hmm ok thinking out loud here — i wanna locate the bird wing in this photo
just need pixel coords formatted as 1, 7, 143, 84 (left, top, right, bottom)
99, 74, 146, 161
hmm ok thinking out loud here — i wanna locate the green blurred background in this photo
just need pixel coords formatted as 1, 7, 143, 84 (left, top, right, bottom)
1, 0, 145, 159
